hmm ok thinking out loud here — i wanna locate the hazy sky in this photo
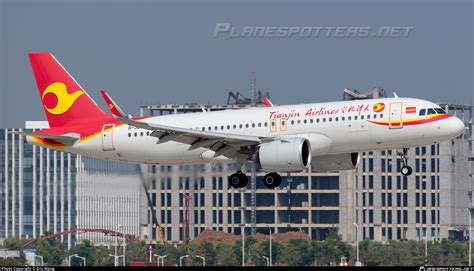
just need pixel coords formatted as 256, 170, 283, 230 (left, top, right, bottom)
0, 0, 472, 127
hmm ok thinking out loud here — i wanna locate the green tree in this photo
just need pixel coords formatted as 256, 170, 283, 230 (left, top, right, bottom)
280, 238, 313, 266
33, 238, 65, 266
68, 240, 96, 266
124, 239, 148, 264
3, 237, 22, 250
155, 243, 180, 266
187, 241, 215, 266
215, 243, 240, 266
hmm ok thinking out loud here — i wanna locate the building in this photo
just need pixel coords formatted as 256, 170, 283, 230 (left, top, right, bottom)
139, 102, 473, 244
75, 156, 142, 244
0, 121, 142, 248
0, 121, 77, 249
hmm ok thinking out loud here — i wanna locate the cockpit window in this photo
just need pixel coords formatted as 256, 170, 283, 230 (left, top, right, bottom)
427, 108, 436, 115
419, 109, 426, 116
434, 108, 446, 114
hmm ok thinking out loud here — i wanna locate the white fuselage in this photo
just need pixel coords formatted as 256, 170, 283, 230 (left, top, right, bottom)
29, 97, 465, 165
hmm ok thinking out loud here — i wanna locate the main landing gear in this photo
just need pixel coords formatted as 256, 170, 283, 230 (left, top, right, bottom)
398, 148, 413, 176
228, 170, 283, 189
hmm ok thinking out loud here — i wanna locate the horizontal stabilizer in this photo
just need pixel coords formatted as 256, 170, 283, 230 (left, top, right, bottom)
10, 131, 80, 145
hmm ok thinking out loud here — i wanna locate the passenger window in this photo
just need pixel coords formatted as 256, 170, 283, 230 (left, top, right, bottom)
354, 116, 358, 120
128, 133, 131, 137
335, 117, 338, 121
373, 114, 377, 119
316, 119, 320, 123
226, 125, 230, 129
220, 126, 224, 130
264, 122, 268, 127
208, 127, 211, 131
252, 123, 255, 128
310, 119, 313, 123
380, 114, 383, 118
367, 115, 370, 119
291, 120, 295, 125
329, 118, 332, 122
427, 109, 436, 115
348, 116, 351, 121
304, 119, 307, 124
419, 109, 426, 116
323, 118, 326, 122
233, 124, 236, 129
361, 115, 364, 120
342, 117, 345, 121
202, 127, 205, 131
134, 132, 137, 137
258, 123, 261, 127
245, 124, 249, 128
297, 120, 301, 124
239, 124, 243, 129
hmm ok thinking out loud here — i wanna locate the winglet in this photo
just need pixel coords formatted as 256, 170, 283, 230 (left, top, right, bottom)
263, 97, 274, 107
100, 90, 130, 118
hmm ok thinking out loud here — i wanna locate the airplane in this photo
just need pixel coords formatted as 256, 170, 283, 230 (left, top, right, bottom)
19, 52, 465, 189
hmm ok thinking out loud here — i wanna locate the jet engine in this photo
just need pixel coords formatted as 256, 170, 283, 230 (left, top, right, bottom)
257, 138, 311, 172
311, 153, 360, 173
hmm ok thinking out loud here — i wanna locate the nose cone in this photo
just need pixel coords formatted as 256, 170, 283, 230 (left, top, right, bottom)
450, 116, 465, 138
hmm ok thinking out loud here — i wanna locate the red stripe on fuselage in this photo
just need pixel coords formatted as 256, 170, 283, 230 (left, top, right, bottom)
368, 114, 452, 126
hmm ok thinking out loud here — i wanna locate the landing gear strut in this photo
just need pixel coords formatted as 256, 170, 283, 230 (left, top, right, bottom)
228, 171, 248, 188
263, 172, 282, 188
398, 148, 413, 176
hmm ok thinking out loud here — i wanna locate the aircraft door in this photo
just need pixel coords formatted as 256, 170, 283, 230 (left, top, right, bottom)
389, 102, 403, 129
102, 124, 115, 151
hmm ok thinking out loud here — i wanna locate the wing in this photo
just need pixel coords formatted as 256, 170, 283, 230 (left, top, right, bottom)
116, 116, 268, 158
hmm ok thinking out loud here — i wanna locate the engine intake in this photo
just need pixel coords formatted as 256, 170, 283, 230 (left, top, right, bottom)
258, 138, 311, 172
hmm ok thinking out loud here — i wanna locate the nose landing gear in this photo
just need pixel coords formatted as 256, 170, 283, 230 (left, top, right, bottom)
398, 148, 413, 176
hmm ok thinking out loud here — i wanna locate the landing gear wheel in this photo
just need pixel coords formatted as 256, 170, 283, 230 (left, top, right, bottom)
398, 148, 413, 176
229, 171, 248, 188
263, 172, 282, 188
401, 166, 413, 176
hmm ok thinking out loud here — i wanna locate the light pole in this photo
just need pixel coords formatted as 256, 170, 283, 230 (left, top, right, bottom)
241, 224, 250, 266
262, 256, 270, 266
179, 255, 189, 266
115, 224, 122, 267
195, 255, 205, 266
154, 254, 167, 266
266, 224, 272, 267
466, 208, 472, 266
35, 255, 44, 266
69, 254, 86, 266
353, 223, 361, 266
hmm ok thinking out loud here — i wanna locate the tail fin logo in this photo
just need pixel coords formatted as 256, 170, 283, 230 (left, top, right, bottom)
42, 82, 84, 115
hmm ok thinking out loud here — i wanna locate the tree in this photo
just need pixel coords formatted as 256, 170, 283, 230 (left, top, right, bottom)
215, 243, 240, 266
280, 238, 313, 266
69, 240, 96, 266
124, 239, 148, 264
33, 238, 65, 266
187, 241, 215, 266
155, 243, 180, 266
3, 237, 22, 250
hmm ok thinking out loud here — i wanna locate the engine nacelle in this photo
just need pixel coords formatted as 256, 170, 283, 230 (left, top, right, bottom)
258, 138, 311, 172
311, 153, 360, 173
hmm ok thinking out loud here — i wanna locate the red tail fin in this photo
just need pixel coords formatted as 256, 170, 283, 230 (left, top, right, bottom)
28, 52, 108, 127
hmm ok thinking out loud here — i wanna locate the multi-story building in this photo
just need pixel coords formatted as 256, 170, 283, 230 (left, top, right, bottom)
139, 102, 473, 244
0, 121, 142, 248
0, 121, 77, 249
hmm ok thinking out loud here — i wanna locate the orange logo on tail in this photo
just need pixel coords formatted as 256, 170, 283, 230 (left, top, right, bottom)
373, 103, 385, 113
42, 82, 84, 115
